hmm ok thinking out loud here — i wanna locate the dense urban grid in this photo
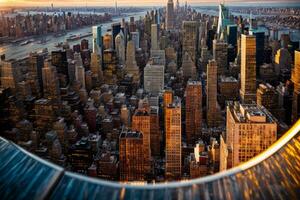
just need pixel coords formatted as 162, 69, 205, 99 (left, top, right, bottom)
0, 1, 299, 184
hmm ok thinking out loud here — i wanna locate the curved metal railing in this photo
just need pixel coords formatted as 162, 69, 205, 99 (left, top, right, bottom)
1, 119, 300, 200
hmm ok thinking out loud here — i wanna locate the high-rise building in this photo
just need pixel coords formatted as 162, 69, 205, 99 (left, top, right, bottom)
0, 60, 19, 92
74, 53, 86, 89
112, 23, 121, 49
42, 60, 60, 102
151, 24, 159, 50
150, 106, 160, 157
226, 102, 277, 167
51, 50, 69, 87
227, 25, 238, 47
213, 39, 228, 75
292, 50, 300, 123
92, 25, 102, 53
130, 32, 140, 49
186, 81, 202, 145
28, 52, 46, 96
132, 109, 151, 173
163, 89, 173, 108
182, 21, 199, 63
240, 34, 256, 103
90, 52, 103, 84
207, 60, 219, 127
166, 0, 174, 30
182, 52, 197, 80
125, 40, 140, 84
165, 97, 181, 180
144, 62, 164, 95
115, 31, 126, 64
217, 3, 232, 37
250, 29, 265, 75
119, 130, 144, 182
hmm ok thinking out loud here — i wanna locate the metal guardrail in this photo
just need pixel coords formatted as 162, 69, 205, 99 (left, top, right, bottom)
1, 120, 300, 200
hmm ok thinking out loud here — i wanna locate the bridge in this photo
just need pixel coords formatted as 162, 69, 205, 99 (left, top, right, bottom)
1, 120, 300, 200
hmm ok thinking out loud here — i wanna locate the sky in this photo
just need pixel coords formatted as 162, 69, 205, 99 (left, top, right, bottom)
0, 0, 299, 7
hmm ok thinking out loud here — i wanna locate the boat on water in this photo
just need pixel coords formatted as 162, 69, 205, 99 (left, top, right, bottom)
66, 32, 92, 42
54, 32, 67, 38
20, 39, 34, 46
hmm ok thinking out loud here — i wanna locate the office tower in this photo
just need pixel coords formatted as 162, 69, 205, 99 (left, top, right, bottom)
213, 39, 228, 75
182, 52, 197, 80
219, 135, 228, 172
42, 60, 60, 102
207, 60, 219, 127
227, 25, 237, 47
240, 34, 256, 103
34, 98, 56, 133
74, 53, 85, 89
132, 109, 151, 173
226, 102, 277, 166
150, 106, 160, 157
163, 89, 173, 108
257, 83, 280, 112
130, 32, 140, 49
112, 23, 121, 49
119, 130, 144, 182
182, 21, 198, 63
274, 48, 292, 76
84, 99, 97, 133
92, 25, 102, 53
151, 24, 159, 50
144, 62, 164, 95
150, 49, 166, 66
186, 81, 202, 145
69, 138, 92, 173
125, 40, 140, 84
53, 118, 67, 150
166, 0, 174, 30
81, 39, 89, 50
250, 30, 265, 73
90, 52, 103, 84
103, 33, 113, 50
51, 50, 69, 87
129, 17, 136, 32
217, 3, 231, 37
292, 50, 300, 123
28, 52, 45, 96
115, 31, 126, 64
219, 76, 239, 108
165, 97, 181, 180
0, 60, 18, 92
96, 152, 118, 181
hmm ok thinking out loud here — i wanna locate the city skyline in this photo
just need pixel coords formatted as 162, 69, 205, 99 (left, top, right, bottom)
0, 0, 300, 7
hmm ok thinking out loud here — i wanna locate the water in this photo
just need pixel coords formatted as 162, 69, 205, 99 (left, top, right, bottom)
0, 11, 146, 60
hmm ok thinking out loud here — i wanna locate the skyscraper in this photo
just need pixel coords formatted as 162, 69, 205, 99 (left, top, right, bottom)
119, 130, 144, 182
42, 60, 60, 102
132, 109, 151, 173
182, 21, 199, 63
207, 60, 219, 127
92, 25, 102, 54
185, 81, 202, 145
240, 34, 256, 103
291, 50, 300, 123
74, 53, 85, 89
125, 40, 140, 84
226, 102, 277, 166
0, 60, 18, 92
115, 31, 126, 64
217, 3, 232, 38
166, 0, 174, 30
165, 97, 181, 180
213, 39, 228, 75
112, 23, 121, 49
144, 62, 164, 95
182, 52, 197, 80
151, 24, 159, 50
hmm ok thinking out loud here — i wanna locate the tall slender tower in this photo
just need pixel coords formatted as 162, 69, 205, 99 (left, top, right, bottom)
207, 60, 218, 127
132, 109, 151, 174
165, 97, 181, 180
186, 81, 202, 145
292, 50, 300, 123
166, 0, 174, 30
240, 34, 256, 103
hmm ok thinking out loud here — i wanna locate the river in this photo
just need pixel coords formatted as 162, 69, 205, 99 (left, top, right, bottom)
0, 11, 147, 60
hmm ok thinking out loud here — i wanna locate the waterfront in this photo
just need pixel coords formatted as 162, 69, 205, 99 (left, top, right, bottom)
0, 11, 146, 60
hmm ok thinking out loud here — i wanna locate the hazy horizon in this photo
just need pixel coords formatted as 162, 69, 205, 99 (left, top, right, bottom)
0, 0, 299, 8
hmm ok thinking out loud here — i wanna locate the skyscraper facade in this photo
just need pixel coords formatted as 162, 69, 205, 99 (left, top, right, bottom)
92, 25, 102, 53
151, 24, 159, 50
182, 21, 199, 63
226, 102, 277, 167
165, 97, 181, 180
207, 60, 219, 127
166, 0, 174, 30
292, 50, 300, 123
144, 62, 164, 95
185, 81, 202, 145
119, 130, 144, 182
240, 34, 256, 103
